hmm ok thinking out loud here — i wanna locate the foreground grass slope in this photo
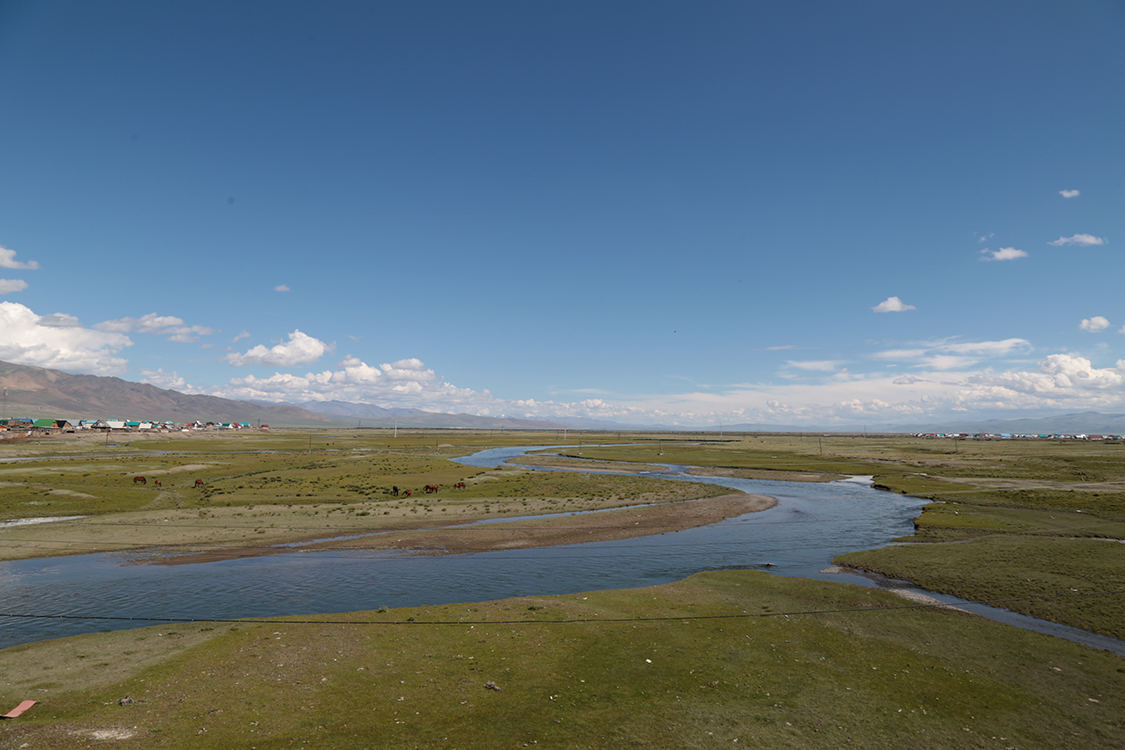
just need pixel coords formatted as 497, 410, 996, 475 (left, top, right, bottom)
2, 571, 1122, 749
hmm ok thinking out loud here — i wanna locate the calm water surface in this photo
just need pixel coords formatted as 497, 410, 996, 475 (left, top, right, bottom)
1, 446, 1122, 655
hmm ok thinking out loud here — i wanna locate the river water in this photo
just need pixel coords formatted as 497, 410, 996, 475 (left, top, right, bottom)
1, 446, 1122, 655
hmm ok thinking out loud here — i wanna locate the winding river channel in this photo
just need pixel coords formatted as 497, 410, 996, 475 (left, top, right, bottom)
1, 445, 1122, 655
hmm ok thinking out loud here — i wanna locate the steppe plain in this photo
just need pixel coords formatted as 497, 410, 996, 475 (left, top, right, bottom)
1, 429, 1122, 748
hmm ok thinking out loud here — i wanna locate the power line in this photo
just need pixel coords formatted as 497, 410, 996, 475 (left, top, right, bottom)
2, 589, 1123, 627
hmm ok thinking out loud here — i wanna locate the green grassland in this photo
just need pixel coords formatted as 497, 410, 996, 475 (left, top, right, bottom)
2, 429, 1124, 748
0, 430, 729, 561
2, 570, 1123, 750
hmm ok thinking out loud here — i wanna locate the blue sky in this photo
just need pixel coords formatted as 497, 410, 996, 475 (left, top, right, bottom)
1, 1, 1123, 427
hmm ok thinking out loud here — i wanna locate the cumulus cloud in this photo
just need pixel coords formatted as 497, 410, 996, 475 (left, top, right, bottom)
968, 354, 1125, 399
1049, 234, 1106, 247
1059, 189, 1080, 198
1079, 316, 1110, 332
96, 312, 215, 342
872, 296, 915, 313
211, 356, 454, 406
139, 368, 196, 392
0, 279, 29, 294
980, 247, 1027, 261
0, 245, 39, 270
275, 284, 290, 292
223, 329, 331, 367
0, 301, 131, 374
97, 313, 185, 333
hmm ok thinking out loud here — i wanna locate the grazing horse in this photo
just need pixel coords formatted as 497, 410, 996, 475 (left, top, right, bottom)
133, 476, 146, 485
392, 485, 399, 497
453, 481, 466, 490
424, 484, 439, 494
153, 479, 162, 488
194, 479, 205, 488
402, 489, 412, 497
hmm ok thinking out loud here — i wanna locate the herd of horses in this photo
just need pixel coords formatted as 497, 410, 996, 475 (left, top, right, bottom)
132, 478, 468, 496
132, 476, 204, 488
390, 482, 466, 497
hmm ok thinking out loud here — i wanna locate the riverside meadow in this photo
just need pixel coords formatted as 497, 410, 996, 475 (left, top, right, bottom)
1, 429, 1123, 748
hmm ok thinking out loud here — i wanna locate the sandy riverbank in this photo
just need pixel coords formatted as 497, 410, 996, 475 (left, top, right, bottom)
143, 492, 775, 565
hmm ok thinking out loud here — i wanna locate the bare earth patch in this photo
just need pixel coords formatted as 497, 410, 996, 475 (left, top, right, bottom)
924, 475, 1125, 492
687, 466, 839, 482
127, 464, 212, 476
315, 492, 775, 556
513, 455, 672, 474
138, 492, 775, 564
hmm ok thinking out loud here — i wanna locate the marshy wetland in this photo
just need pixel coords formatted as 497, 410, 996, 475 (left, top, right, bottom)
1, 429, 1123, 748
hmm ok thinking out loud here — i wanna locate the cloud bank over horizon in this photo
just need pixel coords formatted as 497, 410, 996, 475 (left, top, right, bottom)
4, 300, 1124, 427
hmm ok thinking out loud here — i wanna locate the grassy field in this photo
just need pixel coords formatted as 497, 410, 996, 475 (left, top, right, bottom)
2, 570, 1123, 749
2, 429, 1124, 747
0, 430, 730, 562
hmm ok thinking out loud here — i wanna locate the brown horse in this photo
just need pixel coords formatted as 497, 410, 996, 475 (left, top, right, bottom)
133, 476, 146, 485
424, 484, 439, 494
194, 479, 205, 488
153, 479, 162, 488
391, 485, 399, 497
453, 482, 466, 490
403, 489, 412, 497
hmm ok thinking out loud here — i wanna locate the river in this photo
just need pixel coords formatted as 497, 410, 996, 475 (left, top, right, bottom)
0, 445, 1122, 655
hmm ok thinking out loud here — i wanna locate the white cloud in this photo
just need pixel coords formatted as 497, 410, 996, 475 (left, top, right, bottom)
939, 339, 1031, 357
1049, 234, 1106, 247
97, 313, 185, 333
976, 232, 994, 243
38, 313, 81, 327
872, 338, 1031, 370
1059, 189, 1080, 198
275, 284, 290, 292
96, 313, 214, 342
1079, 316, 1110, 332
968, 354, 1125, 399
0, 279, 29, 294
223, 330, 331, 367
0, 301, 131, 374
0, 245, 39, 270
979, 247, 1027, 261
192, 345, 1125, 428
784, 360, 843, 372
139, 368, 195, 392
872, 296, 915, 313
232, 330, 251, 342
211, 356, 457, 406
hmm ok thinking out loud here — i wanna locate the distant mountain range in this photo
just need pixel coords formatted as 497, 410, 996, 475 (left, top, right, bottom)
0, 360, 567, 430
0, 360, 339, 427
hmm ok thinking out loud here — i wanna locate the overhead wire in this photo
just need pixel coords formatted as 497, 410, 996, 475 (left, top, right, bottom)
1, 589, 1123, 627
